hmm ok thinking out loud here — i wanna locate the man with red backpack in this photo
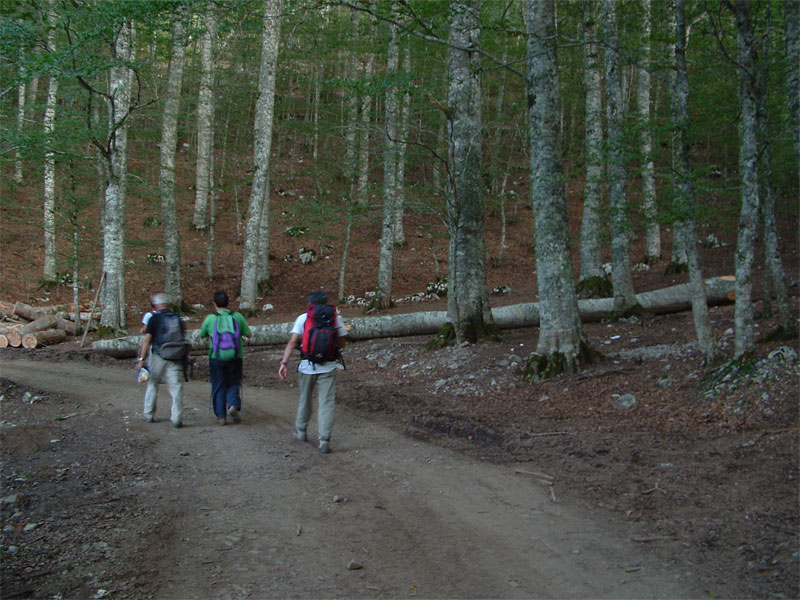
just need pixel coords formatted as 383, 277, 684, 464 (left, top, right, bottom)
200, 290, 251, 425
278, 290, 348, 454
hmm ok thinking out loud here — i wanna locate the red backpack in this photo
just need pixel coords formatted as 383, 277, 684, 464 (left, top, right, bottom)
300, 303, 339, 364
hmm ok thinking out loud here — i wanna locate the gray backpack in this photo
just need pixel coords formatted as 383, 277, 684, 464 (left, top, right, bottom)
156, 311, 189, 361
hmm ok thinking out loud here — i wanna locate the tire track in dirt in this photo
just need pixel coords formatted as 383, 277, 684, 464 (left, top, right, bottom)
2, 359, 703, 598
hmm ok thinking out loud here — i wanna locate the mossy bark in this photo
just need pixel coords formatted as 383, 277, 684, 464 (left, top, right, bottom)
425, 320, 502, 350
518, 340, 603, 382
576, 276, 613, 299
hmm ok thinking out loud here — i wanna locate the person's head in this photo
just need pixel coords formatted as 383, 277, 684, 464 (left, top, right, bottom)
308, 290, 328, 305
151, 293, 169, 308
213, 290, 229, 308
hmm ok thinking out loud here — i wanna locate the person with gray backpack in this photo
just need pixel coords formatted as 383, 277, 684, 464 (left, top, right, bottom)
136, 293, 188, 428
200, 290, 251, 425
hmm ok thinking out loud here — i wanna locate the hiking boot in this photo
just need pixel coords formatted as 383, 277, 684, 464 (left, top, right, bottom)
227, 405, 241, 424
171, 421, 182, 429
217, 417, 226, 426
319, 440, 331, 454
292, 428, 307, 443
144, 415, 155, 423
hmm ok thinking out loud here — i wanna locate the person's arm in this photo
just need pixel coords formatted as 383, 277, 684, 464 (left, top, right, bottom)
278, 333, 301, 380
136, 333, 153, 368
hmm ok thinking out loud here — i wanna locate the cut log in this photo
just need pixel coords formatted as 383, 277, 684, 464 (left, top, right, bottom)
11, 302, 48, 322
21, 329, 67, 349
7, 331, 22, 347
0, 323, 23, 335
93, 277, 736, 358
0, 334, 8, 348
54, 316, 77, 336
20, 315, 59, 335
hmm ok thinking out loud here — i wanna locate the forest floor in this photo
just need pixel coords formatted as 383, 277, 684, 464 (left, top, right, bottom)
1, 173, 799, 598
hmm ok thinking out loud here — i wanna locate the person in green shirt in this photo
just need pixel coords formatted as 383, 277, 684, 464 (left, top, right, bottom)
199, 290, 251, 425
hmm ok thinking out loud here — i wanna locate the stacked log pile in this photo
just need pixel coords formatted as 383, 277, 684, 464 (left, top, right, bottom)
0, 301, 97, 349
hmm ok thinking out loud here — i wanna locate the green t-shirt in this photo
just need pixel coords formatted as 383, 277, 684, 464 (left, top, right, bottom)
200, 309, 251, 360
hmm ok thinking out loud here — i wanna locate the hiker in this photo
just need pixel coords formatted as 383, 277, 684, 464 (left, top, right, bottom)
199, 290, 251, 425
278, 290, 348, 454
136, 293, 186, 428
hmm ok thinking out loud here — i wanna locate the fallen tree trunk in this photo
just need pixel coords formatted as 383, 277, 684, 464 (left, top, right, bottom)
93, 277, 735, 358
21, 329, 68, 349
54, 316, 77, 336
20, 315, 59, 335
10, 302, 49, 322
0, 334, 8, 348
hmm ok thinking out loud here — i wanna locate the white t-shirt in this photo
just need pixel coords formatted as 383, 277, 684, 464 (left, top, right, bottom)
141, 310, 155, 326
290, 310, 348, 375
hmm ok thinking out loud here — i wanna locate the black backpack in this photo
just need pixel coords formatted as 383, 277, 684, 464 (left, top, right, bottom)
156, 311, 189, 361
300, 303, 339, 364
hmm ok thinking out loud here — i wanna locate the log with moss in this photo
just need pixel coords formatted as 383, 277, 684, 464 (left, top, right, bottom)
93, 277, 735, 358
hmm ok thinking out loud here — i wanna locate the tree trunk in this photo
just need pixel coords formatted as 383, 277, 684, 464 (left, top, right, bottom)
673, 0, 716, 363
92, 277, 738, 358
525, 0, 596, 379
193, 5, 217, 230
42, 8, 59, 283
578, 0, 608, 292
445, 0, 494, 344
374, 12, 400, 310
602, 0, 636, 311
638, 0, 660, 264
22, 329, 67, 349
15, 62, 25, 183
757, 4, 793, 335
732, 0, 761, 358
240, 0, 282, 310
393, 43, 411, 246
354, 1, 377, 208
343, 10, 360, 192
100, 21, 133, 331
20, 315, 58, 335
786, 0, 800, 229
159, 15, 186, 305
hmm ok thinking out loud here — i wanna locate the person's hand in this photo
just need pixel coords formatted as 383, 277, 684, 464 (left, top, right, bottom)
278, 361, 288, 381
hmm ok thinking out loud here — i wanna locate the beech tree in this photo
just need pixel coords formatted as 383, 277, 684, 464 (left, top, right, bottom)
159, 14, 187, 307
373, 10, 400, 311
577, 0, 609, 297
443, 0, 495, 345
755, 2, 793, 336
672, 0, 716, 363
601, 0, 637, 312
192, 4, 217, 231
521, 0, 598, 380
785, 1, 799, 251
637, 0, 660, 265
239, 0, 282, 311
42, 5, 58, 284
730, 0, 761, 358
98, 20, 135, 330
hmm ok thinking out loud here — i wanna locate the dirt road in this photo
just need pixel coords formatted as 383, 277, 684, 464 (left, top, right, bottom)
1, 358, 706, 599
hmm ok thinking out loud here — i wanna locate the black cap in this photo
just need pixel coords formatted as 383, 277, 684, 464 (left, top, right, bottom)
308, 290, 328, 305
